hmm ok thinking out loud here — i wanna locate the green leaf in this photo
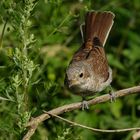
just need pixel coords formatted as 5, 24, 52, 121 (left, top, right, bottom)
110, 100, 123, 118
108, 54, 125, 70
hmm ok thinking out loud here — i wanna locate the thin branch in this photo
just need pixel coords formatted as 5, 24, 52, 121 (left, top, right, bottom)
23, 85, 140, 140
23, 124, 37, 140
0, 19, 8, 49
46, 111, 140, 133
0, 96, 11, 101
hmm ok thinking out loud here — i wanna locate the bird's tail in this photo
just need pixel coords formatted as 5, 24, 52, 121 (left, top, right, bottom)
84, 11, 115, 47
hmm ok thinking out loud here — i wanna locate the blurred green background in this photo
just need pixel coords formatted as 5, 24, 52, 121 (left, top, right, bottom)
0, 0, 140, 140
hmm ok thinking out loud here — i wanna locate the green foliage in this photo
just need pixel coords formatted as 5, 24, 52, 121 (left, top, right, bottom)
57, 128, 81, 140
0, 0, 140, 140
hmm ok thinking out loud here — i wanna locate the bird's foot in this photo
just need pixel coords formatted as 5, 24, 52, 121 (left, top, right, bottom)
81, 96, 89, 110
81, 100, 89, 110
109, 92, 116, 102
109, 85, 116, 102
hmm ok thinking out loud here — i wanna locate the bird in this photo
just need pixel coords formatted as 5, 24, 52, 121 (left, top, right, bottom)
65, 11, 115, 109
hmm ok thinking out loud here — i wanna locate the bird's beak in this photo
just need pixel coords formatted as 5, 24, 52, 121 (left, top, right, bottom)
68, 79, 77, 88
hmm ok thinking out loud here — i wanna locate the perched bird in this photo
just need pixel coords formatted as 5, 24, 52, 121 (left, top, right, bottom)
65, 11, 115, 109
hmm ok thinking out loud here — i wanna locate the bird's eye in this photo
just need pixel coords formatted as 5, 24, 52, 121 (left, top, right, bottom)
79, 73, 83, 78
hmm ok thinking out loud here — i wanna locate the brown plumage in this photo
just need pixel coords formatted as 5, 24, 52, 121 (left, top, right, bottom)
71, 11, 114, 82
85, 11, 115, 45
65, 11, 115, 100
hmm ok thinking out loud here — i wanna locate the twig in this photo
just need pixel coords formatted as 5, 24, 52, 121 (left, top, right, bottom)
46, 111, 140, 133
23, 124, 37, 140
0, 19, 8, 49
23, 85, 140, 140
0, 96, 11, 101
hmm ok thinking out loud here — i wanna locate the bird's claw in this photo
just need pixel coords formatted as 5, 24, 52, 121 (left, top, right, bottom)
109, 92, 116, 102
108, 85, 116, 102
81, 100, 89, 110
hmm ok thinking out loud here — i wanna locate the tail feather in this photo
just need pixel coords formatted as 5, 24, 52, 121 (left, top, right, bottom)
84, 11, 115, 46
